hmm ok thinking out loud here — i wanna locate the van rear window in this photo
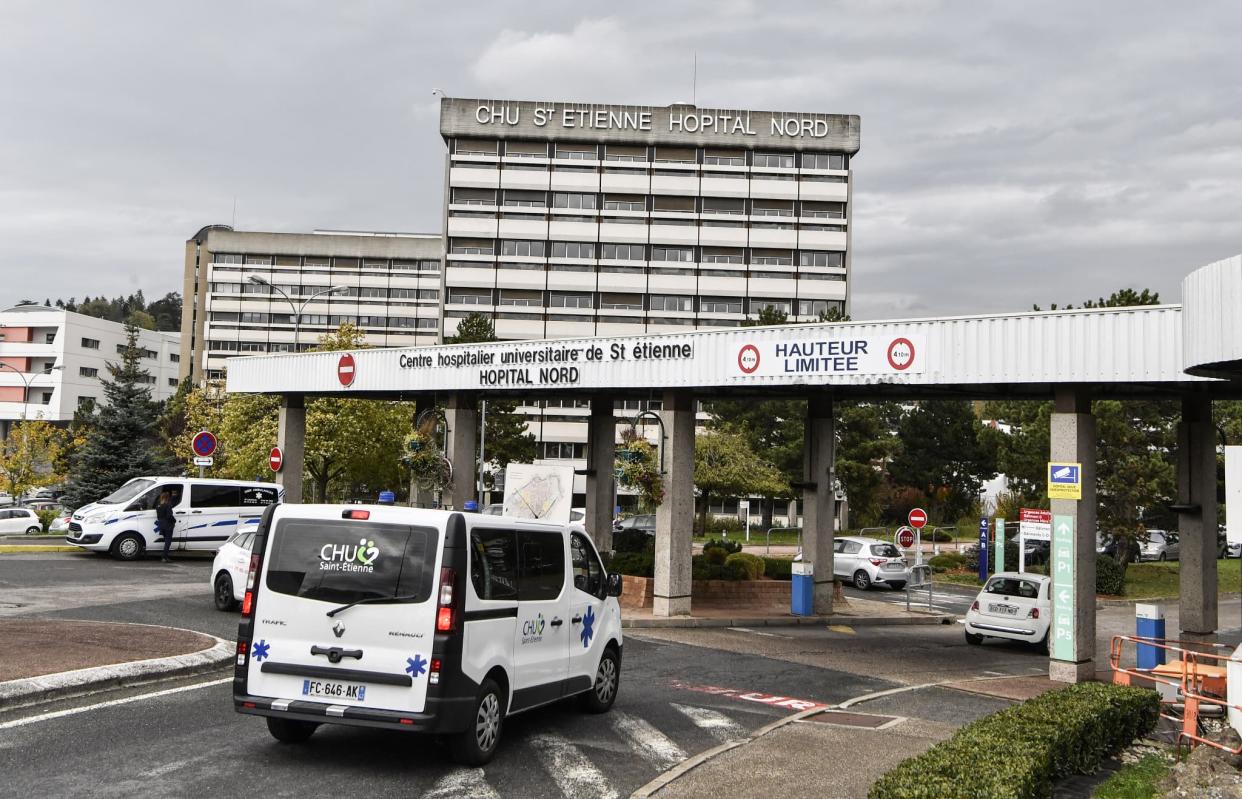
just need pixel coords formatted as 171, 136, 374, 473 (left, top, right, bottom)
265, 519, 439, 604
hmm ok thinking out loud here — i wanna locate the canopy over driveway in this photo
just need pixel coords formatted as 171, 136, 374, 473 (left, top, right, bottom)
227, 254, 1242, 683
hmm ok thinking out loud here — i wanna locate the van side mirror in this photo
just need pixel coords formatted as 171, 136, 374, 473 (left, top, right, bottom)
606, 572, 623, 597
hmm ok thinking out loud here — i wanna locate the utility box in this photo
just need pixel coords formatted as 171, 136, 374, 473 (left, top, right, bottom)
791, 561, 814, 616
1135, 603, 1166, 670
1229, 643, 1242, 737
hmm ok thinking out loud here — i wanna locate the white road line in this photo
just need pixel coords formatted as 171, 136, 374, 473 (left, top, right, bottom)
610, 711, 687, 770
0, 676, 231, 731
529, 733, 619, 799
671, 703, 747, 743
726, 627, 790, 638
423, 768, 501, 799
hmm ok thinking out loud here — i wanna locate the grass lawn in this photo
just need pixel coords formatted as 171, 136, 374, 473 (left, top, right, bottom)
1091, 753, 1171, 799
935, 559, 1242, 599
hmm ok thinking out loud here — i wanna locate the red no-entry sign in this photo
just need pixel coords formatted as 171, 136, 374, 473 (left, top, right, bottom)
337, 353, 356, 387
269, 446, 283, 473
908, 507, 928, 529
896, 526, 917, 549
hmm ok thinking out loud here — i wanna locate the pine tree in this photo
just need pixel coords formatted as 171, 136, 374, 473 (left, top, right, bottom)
61, 323, 173, 508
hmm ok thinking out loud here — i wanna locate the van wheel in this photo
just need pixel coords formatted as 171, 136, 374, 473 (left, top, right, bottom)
580, 647, 620, 714
965, 631, 983, 645
111, 533, 144, 561
451, 679, 503, 766
266, 717, 318, 744
853, 570, 872, 590
214, 573, 238, 612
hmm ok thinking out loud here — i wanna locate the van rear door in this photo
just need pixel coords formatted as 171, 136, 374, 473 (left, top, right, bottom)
247, 513, 442, 714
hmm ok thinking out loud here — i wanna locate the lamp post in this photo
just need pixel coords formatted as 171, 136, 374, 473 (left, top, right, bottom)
0, 363, 64, 422
246, 276, 347, 352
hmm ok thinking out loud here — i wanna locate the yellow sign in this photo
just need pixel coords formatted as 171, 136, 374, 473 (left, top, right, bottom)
1047, 462, 1082, 500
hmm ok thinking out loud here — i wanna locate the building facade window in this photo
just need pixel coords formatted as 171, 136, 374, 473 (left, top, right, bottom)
552, 193, 597, 210
799, 251, 844, 268
650, 294, 693, 312
754, 153, 795, 169
601, 243, 644, 260
500, 240, 547, 257
80, 337, 100, 349
652, 247, 693, 263
551, 241, 595, 259
79, 366, 98, 378
700, 297, 743, 314
549, 292, 593, 309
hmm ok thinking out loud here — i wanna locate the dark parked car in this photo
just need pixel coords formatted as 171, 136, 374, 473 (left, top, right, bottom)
613, 514, 656, 535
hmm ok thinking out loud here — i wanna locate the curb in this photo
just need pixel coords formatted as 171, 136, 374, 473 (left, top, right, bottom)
0, 625, 233, 711
622, 612, 954, 629
1096, 591, 1241, 607
0, 545, 81, 553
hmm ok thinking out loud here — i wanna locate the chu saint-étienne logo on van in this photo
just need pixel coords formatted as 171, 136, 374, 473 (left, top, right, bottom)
320, 539, 380, 573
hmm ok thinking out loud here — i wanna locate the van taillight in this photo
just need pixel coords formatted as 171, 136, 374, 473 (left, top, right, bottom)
242, 591, 254, 616
242, 552, 262, 618
436, 567, 457, 632
429, 658, 442, 685
343, 509, 370, 520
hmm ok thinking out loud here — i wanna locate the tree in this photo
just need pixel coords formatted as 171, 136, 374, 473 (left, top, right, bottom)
0, 419, 66, 498
47, 290, 181, 332
834, 402, 902, 527
693, 430, 788, 533
979, 400, 1051, 503
446, 312, 536, 481
888, 400, 997, 522
61, 323, 173, 508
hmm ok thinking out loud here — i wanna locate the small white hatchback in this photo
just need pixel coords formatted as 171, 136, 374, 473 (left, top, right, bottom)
964, 572, 1051, 652
211, 526, 259, 611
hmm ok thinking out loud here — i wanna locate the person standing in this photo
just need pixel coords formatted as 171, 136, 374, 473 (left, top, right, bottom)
155, 490, 176, 563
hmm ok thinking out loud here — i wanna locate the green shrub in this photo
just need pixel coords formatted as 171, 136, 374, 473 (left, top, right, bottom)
928, 529, 955, 543
763, 557, 793, 580
613, 528, 654, 554
721, 559, 749, 580
1095, 555, 1125, 596
724, 552, 765, 580
35, 508, 59, 532
702, 537, 742, 554
868, 682, 1160, 799
702, 516, 745, 537
928, 552, 966, 569
703, 545, 729, 565
608, 551, 654, 578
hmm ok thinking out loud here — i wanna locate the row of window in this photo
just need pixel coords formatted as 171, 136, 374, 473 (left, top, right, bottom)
539, 441, 587, 459
208, 312, 439, 329
453, 140, 849, 171
451, 189, 845, 218
207, 283, 440, 301
451, 241, 844, 266
445, 262, 845, 280
78, 337, 174, 363
446, 290, 841, 316
214, 255, 441, 271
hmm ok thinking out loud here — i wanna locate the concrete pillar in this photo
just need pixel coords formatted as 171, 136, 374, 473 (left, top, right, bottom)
802, 396, 837, 615
445, 393, 478, 511
410, 396, 435, 508
276, 393, 305, 504
585, 396, 616, 550
1178, 395, 1218, 637
1049, 388, 1097, 683
654, 390, 695, 616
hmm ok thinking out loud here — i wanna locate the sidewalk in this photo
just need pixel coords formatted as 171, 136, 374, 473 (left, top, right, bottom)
0, 619, 232, 710
622, 594, 954, 628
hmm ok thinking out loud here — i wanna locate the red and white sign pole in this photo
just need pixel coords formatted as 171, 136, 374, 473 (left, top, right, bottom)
269, 446, 283, 473
908, 507, 928, 565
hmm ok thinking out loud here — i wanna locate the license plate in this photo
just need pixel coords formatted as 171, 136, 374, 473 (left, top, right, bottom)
988, 603, 1017, 615
301, 678, 367, 702
883, 563, 904, 571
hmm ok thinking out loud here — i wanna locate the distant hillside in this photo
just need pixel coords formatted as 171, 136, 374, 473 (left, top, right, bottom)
17, 291, 181, 333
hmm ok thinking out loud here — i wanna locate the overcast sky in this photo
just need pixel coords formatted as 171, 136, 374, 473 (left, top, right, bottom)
2, 1, 1240, 319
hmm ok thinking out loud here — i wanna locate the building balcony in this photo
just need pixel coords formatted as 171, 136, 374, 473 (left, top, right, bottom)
449, 166, 500, 189
797, 229, 848, 250
600, 171, 650, 194
598, 221, 649, 244
650, 173, 699, 196
799, 181, 849, 203
748, 227, 798, 249
444, 265, 498, 288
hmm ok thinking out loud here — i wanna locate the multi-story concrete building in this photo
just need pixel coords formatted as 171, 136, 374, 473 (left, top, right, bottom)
0, 305, 180, 438
438, 98, 859, 341
181, 226, 443, 382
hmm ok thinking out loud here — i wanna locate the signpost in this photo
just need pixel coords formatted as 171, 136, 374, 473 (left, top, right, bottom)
977, 517, 990, 582
900, 515, 931, 612
1052, 515, 1076, 661
269, 446, 283, 473
192, 431, 217, 478
1018, 508, 1052, 574
995, 518, 1006, 573
907, 508, 927, 566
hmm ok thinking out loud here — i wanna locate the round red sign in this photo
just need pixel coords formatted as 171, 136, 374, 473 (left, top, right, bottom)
886, 338, 916, 371
192, 430, 217, 458
897, 526, 916, 548
337, 353, 356, 387
737, 344, 760, 374
908, 507, 928, 529
269, 446, 283, 473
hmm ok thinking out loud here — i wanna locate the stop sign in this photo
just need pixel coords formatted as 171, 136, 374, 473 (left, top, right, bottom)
896, 526, 916, 549
908, 507, 928, 529
337, 353, 356, 387
269, 446, 283, 473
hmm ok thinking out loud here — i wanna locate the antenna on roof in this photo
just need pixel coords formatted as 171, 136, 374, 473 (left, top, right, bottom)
692, 51, 697, 105
232, 197, 237, 229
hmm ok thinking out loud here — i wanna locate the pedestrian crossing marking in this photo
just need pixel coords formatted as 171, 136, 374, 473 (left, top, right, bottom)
530, 733, 621, 799
670, 703, 748, 743
423, 768, 501, 799
611, 711, 687, 770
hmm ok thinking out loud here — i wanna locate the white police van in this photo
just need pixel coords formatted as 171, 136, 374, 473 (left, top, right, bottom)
233, 503, 624, 765
66, 477, 280, 560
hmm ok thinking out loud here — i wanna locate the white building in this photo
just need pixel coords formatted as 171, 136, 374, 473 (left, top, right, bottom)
0, 305, 181, 438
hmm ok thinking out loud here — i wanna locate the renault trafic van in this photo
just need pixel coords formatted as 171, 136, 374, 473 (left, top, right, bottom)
233, 503, 623, 765
66, 477, 280, 560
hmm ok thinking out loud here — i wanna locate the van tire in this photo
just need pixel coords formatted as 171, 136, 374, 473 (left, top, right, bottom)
450, 679, 504, 766
266, 716, 318, 744
111, 533, 145, 561
579, 647, 620, 714
214, 573, 238, 612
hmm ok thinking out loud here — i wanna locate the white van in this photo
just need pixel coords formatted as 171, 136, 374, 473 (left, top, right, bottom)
233, 503, 624, 765
66, 477, 281, 560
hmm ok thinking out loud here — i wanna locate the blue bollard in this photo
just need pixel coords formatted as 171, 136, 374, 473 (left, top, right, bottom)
1135, 603, 1166, 670
791, 561, 814, 616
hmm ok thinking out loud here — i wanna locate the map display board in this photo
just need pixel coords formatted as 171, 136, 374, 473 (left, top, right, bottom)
502, 463, 575, 523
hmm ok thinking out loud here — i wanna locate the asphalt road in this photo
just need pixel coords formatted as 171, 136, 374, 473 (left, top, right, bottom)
841, 580, 979, 617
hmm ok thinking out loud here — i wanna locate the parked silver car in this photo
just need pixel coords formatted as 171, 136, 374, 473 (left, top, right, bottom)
833, 536, 910, 590
1139, 530, 1179, 562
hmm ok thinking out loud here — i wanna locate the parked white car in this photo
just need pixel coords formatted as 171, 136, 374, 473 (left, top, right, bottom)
1139, 530, 1179, 562
49, 512, 72, 533
833, 536, 910, 590
964, 572, 1051, 651
211, 526, 259, 611
0, 492, 13, 507
0, 507, 42, 534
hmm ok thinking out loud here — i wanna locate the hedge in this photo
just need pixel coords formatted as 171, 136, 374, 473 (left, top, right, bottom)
724, 552, 765, 580
1095, 555, 1125, 596
868, 682, 1159, 799
763, 557, 793, 580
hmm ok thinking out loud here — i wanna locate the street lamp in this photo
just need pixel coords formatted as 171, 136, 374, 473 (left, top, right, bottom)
0, 363, 64, 422
246, 276, 348, 352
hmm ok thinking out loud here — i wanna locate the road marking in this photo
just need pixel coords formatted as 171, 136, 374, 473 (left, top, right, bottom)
983, 670, 1005, 676
827, 625, 855, 634
530, 733, 619, 799
611, 711, 687, 770
423, 768, 501, 799
671, 703, 748, 743
726, 627, 790, 638
0, 676, 230, 731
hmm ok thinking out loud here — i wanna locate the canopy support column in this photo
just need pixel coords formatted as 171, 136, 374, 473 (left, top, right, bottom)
1178, 395, 1218, 638
654, 390, 695, 617
1049, 388, 1097, 683
446, 392, 478, 511
803, 396, 837, 615
277, 393, 305, 504
585, 396, 616, 551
